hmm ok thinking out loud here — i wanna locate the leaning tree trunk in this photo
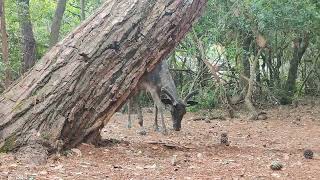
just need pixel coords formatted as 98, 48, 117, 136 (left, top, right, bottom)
0, 0, 206, 159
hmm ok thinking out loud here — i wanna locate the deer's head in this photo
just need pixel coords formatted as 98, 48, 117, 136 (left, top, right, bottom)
161, 88, 198, 131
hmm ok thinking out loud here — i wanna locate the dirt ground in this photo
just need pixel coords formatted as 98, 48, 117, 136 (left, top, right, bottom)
1, 103, 320, 180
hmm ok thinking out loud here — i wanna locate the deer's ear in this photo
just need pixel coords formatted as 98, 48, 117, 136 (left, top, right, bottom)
161, 98, 173, 105
186, 100, 198, 106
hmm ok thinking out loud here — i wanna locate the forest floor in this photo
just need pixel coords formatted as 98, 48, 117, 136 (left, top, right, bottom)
1, 101, 320, 180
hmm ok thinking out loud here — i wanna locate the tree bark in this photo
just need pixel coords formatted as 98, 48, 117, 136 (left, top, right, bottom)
49, 0, 67, 48
244, 50, 261, 120
241, 34, 253, 80
237, 33, 253, 102
17, 0, 37, 73
0, 0, 11, 87
285, 36, 309, 96
0, 0, 206, 156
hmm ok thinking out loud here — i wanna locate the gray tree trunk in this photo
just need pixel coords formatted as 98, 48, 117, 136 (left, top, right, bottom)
80, 0, 85, 21
0, 0, 11, 87
286, 36, 309, 96
49, 0, 67, 47
18, 0, 37, 73
0, 0, 206, 161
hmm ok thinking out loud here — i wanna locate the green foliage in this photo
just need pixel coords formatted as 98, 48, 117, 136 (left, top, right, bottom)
0, 0, 102, 84
188, 88, 217, 111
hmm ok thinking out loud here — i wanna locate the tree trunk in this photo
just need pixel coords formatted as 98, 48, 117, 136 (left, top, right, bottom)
80, 0, 85, 21
285, 36, 309, 96
0, 0, 11, 87
17, 0, 37, 73
0, 0, 206, 159
244, 50, 261, 120
238, 33, 253, 102
241, 34, 253, 80
49, 0, 67, 48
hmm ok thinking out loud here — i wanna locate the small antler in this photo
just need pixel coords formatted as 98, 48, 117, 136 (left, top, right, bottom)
161, 87, 177, 105
184, 90, 199, 103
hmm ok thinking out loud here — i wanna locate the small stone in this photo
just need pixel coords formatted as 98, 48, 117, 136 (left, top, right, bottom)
171, 155, 178, 166
271, 173, 281, 178
283, 154, 290, 160
258, 114, 268, 120
39, 170, 48, 175
53, 164, 64, 170
144, 164, 156, 169
81, 161, 91, 166
9, 163, 18, 168
270, 161, 283, 170
222, 159, 235, 165
151, 146, 158, 150
303, 149, 314, 159
71, 148, 82, 157
197, 153, 203, 159
28, 176, 36, 180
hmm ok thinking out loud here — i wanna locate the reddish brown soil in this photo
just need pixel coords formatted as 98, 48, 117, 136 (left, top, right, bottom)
1, 104, 320, 180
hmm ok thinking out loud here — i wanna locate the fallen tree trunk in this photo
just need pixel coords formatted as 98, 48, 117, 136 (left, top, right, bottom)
0, 0, 207, 158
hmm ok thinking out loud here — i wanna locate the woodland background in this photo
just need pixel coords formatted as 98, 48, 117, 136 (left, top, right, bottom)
1, 0, 319, 111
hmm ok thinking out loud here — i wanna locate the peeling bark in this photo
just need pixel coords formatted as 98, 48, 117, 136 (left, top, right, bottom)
0, 0, 207, 154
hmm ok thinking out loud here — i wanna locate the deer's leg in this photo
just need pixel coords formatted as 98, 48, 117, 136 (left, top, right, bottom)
153, 104, 159, 131
127, 98, 133, 129
137, 102, 143, 127
136, 98, 146, 135
151, 93, 167, 135
158, 103, 167, 135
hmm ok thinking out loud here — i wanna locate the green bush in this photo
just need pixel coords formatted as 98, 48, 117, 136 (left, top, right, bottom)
188, 88, 217, 112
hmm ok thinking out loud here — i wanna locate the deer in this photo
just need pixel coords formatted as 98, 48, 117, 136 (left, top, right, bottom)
127, 60, 198, 135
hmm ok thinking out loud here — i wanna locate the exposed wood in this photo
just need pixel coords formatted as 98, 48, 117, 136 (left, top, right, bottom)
0, 0, 207, 157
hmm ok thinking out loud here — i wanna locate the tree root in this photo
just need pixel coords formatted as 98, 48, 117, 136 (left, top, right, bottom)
15, 142, 48, 166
